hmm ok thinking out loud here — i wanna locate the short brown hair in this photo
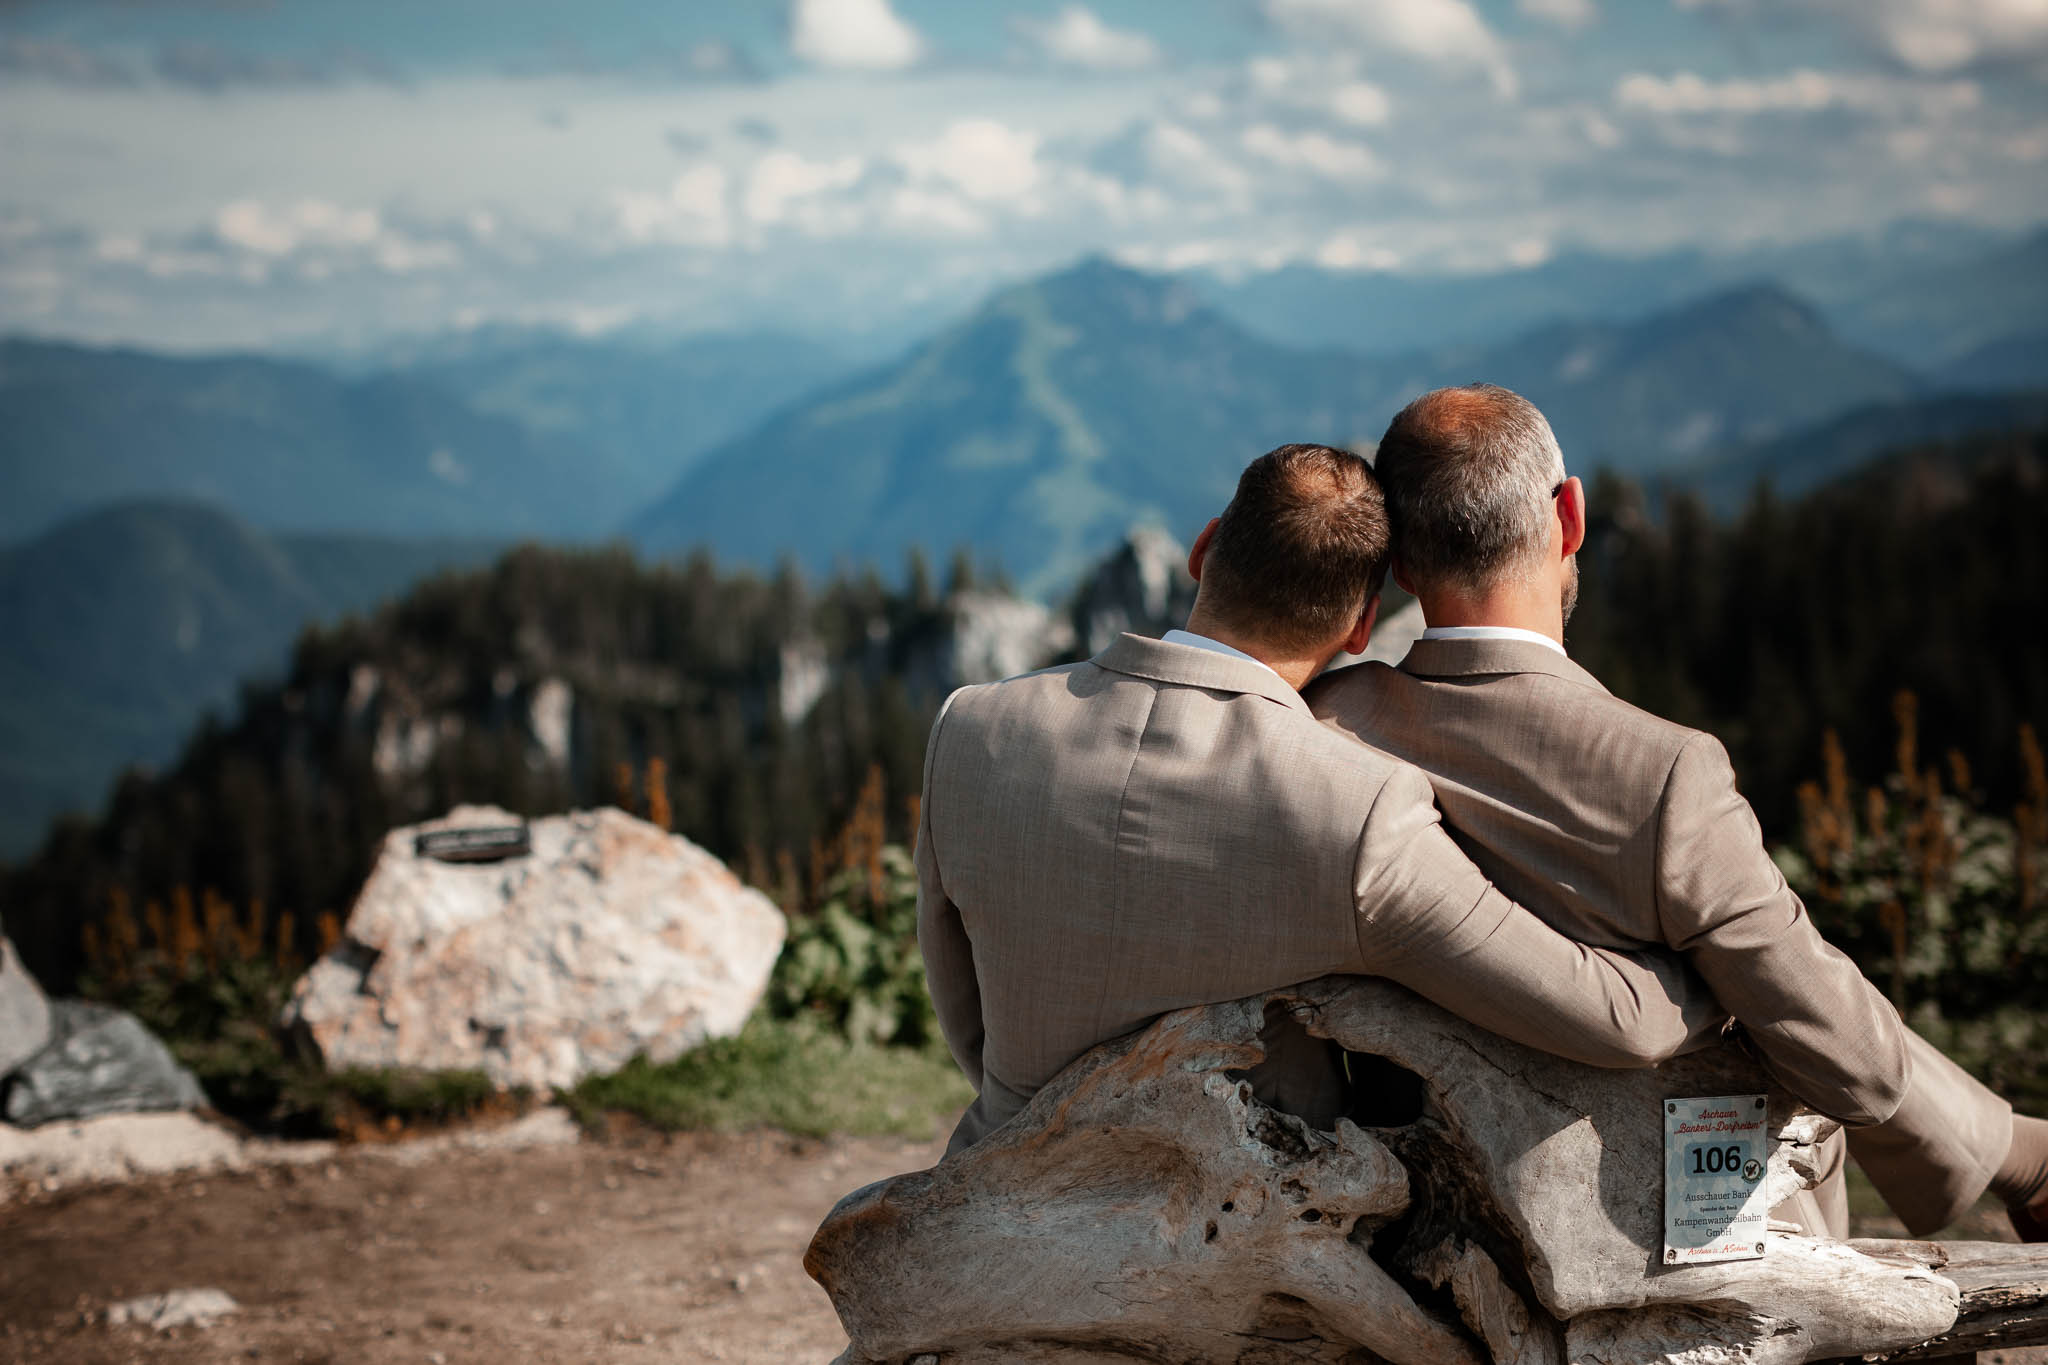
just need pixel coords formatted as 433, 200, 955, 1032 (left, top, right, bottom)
1199, 444, 1389, 652
1373, 384, 1565, 592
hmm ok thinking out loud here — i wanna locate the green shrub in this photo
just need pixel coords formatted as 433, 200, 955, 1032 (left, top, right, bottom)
80, 929, 517, 1137
1776, 702, 2048, 1110
766, 843, 937, 1047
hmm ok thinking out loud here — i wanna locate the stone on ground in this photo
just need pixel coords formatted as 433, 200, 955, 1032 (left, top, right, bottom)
3, 1000, 207, 1127
106, 1288, 239, 1331
0, 1110, 259, 1198
282, 805, 788, 1091
0, 933, 52, 1077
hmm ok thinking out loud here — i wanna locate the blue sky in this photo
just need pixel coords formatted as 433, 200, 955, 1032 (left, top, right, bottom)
3, 0, 2045, 350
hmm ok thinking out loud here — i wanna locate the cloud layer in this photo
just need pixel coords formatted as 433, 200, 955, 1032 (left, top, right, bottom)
1, 0, 2044, 350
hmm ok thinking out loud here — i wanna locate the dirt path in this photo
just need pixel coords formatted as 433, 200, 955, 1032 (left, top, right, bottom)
4, 1122, 2042, 1365
1, 1124, 947, 1365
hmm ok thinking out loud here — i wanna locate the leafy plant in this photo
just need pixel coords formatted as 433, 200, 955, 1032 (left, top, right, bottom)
1776, 698, 2048, 1109
77, 884, 516, 1137
767, 844, 934, 1047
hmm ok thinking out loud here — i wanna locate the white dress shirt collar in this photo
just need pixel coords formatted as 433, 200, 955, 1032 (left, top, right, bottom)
1418, 624, 1568, 657
1160, 629, 1284, 679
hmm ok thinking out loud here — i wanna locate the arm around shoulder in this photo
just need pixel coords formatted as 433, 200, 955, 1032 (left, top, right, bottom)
1655, 732, 1909, 1125
1352, 764, 1712, 1068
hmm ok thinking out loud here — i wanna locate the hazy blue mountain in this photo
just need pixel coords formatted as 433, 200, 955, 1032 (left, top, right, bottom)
1192, 249, 1735, 355
1936, 331, 2048, 393
0, 500, 500, 860
389, 330, 856, 497
627, 263, 1924, 592
1193, 220, 2010, 358
1679, 390, 2048, 514
1828, 229, 2048, 369
627, 259, 1398, 596
1457, 284, 1921, 471
0, 338, 636, 543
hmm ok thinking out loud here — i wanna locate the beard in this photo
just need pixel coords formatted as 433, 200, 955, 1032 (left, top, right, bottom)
1561, 555, 1580, 626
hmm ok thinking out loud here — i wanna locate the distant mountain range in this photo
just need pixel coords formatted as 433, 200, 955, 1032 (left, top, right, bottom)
629, 259, 1388, 596
1192, 222, 2043, 370
629, 260, 1955, 591
386, 329, 854, 500
0, 501, 500, 860
1683, 390, 2048, 514
0, 340, 626, 544
0, 332, 854, 545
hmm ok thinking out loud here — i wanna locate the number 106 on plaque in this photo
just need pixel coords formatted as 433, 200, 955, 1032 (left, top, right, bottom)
1684, 1142, 1759, 1180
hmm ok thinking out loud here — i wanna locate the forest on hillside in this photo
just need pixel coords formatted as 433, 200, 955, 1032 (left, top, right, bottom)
1, 428, 2043, 1045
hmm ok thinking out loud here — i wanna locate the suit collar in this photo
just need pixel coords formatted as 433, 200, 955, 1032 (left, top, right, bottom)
1096, 633, 1310, 715
1399, 636, 1610, 694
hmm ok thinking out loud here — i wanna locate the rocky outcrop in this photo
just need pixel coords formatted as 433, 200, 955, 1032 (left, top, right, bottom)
3, 1000, 207, 1128
0, 934, 52, 1077
933, 592, 1075, 688
282, 805, 787, 1091
1070, 526, 1196, 657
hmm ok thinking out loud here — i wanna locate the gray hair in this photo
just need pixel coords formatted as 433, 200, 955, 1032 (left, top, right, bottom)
1370, 384, 1567, 592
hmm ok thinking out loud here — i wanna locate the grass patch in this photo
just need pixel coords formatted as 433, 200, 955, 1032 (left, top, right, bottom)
562, 1014, 972, 1140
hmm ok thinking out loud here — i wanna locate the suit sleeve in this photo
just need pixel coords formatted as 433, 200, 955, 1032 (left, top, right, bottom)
915, 690, 985, 1092
1654, 733, 1908, 1126
1353, 765, 1719, 1068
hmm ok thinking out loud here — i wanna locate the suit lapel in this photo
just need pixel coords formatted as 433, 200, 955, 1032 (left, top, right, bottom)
1096, 634, 1310, 716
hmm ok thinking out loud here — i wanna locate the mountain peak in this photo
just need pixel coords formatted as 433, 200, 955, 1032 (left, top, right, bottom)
994, 256, 1208, 333
1659, 281, 1829, 338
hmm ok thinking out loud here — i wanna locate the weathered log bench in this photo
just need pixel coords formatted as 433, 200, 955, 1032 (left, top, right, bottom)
806, 977, 2048, 1365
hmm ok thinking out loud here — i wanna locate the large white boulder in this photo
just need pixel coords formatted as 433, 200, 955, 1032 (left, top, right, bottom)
282, 806, 787, 1091
0, 934, 52, 1077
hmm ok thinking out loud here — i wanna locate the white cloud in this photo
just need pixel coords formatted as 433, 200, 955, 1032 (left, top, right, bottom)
743, 149, 867, 227
1247, 55, 1393, 126
215, 200, 380, 256
1140, 120, 1253, 197
1675, 0, 2048, 76
1846, 0, 2048, 73
1015, 6, 1161, 69
1313, 231, 1401, 270
1615, 67, 1982, 116
898, 120, 1044, 202
614, 165, 732, 246
1240, 123, 1384, 180
888, 185, 988, 235
789, 0, 925, 71
1263, 0, 1519, 97
1519, 0, 1598, 30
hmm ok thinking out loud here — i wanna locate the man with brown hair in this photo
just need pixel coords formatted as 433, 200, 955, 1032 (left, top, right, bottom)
1308, 383, 2048, 1240
916, 443, 1710, 1154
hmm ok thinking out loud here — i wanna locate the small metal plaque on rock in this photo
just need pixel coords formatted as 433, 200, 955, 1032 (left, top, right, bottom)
415, 824, 531, 863
1663, 1093, 1769, 1265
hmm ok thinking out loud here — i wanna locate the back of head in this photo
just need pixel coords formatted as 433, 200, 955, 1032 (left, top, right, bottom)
1199, 443, 1389, 653
1372, 384, 1565, 594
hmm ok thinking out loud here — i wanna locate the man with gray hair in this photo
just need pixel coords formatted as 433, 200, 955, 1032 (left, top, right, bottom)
918, 442, 1709, 1155
1308, 382, 2048, 1241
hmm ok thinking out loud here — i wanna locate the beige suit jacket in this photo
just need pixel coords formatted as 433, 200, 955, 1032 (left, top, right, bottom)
1308, 638, 1907, 1124
917, 633, 1705, 1153
1309, 638, 2013, 1232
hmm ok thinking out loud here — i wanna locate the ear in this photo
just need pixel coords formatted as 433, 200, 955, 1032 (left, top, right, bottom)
1187, 518, 1220, 582
1390, 555, 1415, 597
1557, 476, 1586, 558
1340, 593, 1380, 657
